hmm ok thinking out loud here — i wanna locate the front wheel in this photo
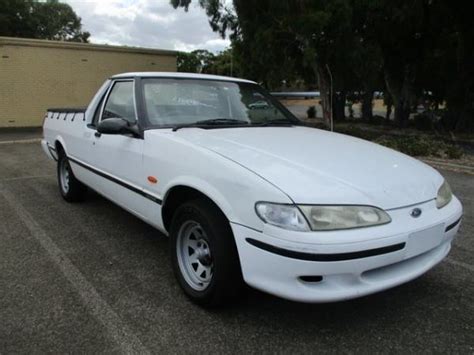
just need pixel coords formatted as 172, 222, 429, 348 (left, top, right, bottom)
169, 199, 243, 307
57, 153, 87, 202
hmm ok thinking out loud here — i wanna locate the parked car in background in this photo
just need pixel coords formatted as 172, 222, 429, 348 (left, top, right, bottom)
42, 72, 463, 306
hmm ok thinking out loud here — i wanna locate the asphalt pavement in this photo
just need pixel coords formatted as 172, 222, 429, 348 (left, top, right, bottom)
0, 141, 473, 353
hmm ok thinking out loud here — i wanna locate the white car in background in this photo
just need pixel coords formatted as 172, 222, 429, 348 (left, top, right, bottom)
42, 72, 463, 307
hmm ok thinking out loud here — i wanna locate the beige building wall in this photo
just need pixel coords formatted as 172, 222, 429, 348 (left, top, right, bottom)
0, 36, 177, 127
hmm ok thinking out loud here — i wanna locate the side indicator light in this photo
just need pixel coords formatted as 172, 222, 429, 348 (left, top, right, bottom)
147, 176, 158, 184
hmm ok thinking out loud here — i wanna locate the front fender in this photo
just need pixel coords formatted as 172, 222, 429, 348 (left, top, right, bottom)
162, 176, 237, 223
144, 130, 293, 231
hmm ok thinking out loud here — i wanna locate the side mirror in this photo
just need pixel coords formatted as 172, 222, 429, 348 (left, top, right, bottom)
97, 118, 140, 137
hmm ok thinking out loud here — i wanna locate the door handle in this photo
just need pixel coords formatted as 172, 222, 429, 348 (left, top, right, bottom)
94, 132, 101, 138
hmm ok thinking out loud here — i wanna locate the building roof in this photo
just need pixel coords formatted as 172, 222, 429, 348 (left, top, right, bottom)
0, 36, 177, 56
111, 72, 256, 83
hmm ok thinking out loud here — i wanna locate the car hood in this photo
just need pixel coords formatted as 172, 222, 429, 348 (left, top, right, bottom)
175, 126, 443, 209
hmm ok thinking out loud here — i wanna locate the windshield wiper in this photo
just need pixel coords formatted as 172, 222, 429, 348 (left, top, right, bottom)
172, 118, 249, 131
196, 118, 250, 125
253, 119, 300, 127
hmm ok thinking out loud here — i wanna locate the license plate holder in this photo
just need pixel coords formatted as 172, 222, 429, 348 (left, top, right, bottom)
406, 224, 444, 258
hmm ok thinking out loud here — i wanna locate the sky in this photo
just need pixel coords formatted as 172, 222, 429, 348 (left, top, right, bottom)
63, 0, 231, 53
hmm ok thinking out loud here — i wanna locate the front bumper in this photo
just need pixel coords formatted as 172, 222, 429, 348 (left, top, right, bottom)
231, 197, 463, 303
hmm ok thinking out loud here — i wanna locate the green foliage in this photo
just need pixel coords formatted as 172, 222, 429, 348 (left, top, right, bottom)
374, 136, 463, 159
333, 125, 464, 159
370, 115, 385, 126
170, 0, 474, 132
413, 113, 434, 131
205, 48, 239, 76
445, 145, 464, 159
177, 51, 209, 73
376, 136, 437, 157
0, 0, 90, 42
334, 125, 381, 141
177, 48, 240, 77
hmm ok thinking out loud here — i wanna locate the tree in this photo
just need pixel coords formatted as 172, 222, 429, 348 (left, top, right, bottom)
177, 51, 204, 73
0, 0, 90, 42
177, 49, 217, 73
293, 0, 354, 125
206, 48, 240, 76
354, 1, 436, 127
356, 0, 473, 130
171, 0, 474, 131
177, 48, 242, 77
172, 0, 354, 127
193, 49, 217, 73
350, 4, 385, 122
429, 0, 474, 131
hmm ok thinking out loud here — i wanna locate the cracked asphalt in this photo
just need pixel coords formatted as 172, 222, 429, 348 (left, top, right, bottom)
0, 141, 473, 353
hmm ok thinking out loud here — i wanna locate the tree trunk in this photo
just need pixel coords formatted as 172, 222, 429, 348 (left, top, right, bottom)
384, 64, 415, 128
385, 104, 392, 121
393, 85, 412, 128
454, 109, 473, 131
384, 92, 393, 121
314, 63, 332, 127
394, 104, 411, 127
361, 90, 373, 122
448, 95, 474, 132
333, 90, 346, 121
446, 31, 474, 132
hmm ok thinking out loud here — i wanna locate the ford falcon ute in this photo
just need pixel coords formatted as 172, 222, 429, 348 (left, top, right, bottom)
41, 72, 463, 307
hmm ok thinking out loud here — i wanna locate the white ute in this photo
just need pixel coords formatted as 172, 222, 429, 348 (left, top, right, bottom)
42, 72, 463, 306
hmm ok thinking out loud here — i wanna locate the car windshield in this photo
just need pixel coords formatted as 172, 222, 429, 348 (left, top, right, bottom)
140, 78, 300, 127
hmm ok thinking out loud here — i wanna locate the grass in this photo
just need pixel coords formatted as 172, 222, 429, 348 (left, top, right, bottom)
305, 123, 466, 160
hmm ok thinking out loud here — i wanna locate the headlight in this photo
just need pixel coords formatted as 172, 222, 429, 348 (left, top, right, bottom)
436, 180, 452, 209
299, 205, 391, 231
255, 202, 310, 231
255, 202, 391, 231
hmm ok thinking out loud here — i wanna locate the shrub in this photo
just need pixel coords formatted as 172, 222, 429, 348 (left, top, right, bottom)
307, 106, 316, 119
413, 113, 433, 131
335, 124, 464, 159
445, 145, 464, 159
371, 115, 385, 125
374, 136, 399, 151
397, 136, 438, 156
374, 135, 463, 158
335, 125, 380, 141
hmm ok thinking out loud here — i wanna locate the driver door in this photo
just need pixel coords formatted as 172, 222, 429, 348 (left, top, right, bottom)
89, 79, 147, 218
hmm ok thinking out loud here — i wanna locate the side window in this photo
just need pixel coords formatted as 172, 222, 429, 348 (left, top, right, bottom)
101, 81, 136, 123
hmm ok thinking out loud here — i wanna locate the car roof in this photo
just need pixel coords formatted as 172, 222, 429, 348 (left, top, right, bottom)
111, 72, 256, 84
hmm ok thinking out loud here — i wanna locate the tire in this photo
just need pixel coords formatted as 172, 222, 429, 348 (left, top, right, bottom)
57, 152, 87, 202
170, 199, 243, 307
